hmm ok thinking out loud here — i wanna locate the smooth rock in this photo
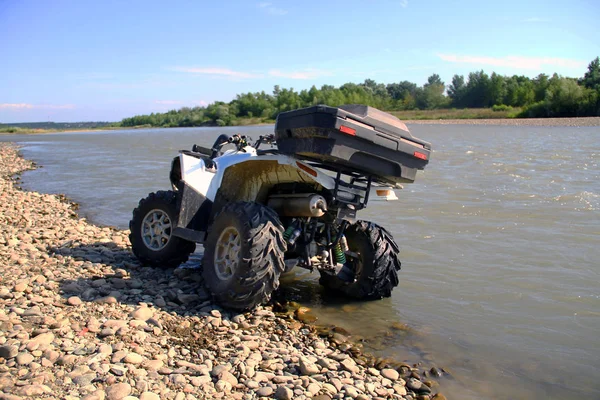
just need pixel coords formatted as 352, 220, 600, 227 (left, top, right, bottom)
105, 383, 132, 400
124, 353, 144, 364
381, 368, 399, 381
131, 306, 154, 320
16, 384, 52, 396
256, 387, 273, 397
139, 392, 160, 400
67, 296, 82, 306
275, 386, 293, 400
340, 358, 359, 374
16, 353, 34, 365
299, 357, 320, 375
0, 345, 18, 359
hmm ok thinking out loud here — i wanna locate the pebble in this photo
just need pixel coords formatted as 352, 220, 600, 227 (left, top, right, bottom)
105, 383, 132, 400
131, 305, 154, 320
139, 393, 161, 400
256, 387, 274, 397
275, 386, 293, 400
16, 353, 34, 365
67, 296, 83, 306
0, 345, 19, 359
381, 368, 399, 381
124, 353, 144, 364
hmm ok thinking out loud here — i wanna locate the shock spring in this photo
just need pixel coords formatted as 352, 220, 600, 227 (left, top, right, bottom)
333, 238, 346, 265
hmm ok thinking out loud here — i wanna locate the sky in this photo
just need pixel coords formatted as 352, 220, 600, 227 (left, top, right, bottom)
1, 0, 599, 123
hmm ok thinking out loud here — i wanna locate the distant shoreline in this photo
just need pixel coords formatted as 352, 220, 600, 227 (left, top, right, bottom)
403, 117, 600, 127
2, 116, 599, 135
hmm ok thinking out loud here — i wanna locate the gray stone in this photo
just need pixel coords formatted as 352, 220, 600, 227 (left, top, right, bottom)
256, 386, 273, 397
0, 345, 18, 359
275, 386, 293, 400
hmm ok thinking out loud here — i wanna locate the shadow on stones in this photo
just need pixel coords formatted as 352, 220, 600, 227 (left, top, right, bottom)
52, 240, 360, 319
51, 241, 223, 318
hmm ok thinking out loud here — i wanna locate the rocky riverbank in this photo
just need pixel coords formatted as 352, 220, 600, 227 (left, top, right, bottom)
0, 143, 448, 400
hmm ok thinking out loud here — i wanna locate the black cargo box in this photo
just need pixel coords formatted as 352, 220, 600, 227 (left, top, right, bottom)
275, 104, 432, 184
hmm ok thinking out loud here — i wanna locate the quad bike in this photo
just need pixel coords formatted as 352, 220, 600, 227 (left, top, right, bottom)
129, 105, 431, 310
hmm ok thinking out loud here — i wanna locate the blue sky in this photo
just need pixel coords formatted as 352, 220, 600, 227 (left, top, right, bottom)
1, 0, 598, 122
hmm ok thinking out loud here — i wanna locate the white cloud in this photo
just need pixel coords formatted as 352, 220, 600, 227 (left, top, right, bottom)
0, 103, 75, 110
172, 67, 262, 79
437, 54, 586, 70
400, 0, 408, 8
268, 69, 332, 80
258, 2, 287, 15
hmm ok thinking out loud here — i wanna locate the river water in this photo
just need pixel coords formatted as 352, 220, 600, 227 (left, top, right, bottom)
2, 124, 599, 400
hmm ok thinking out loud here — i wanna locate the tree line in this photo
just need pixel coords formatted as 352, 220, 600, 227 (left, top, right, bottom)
120, 57, 600, 127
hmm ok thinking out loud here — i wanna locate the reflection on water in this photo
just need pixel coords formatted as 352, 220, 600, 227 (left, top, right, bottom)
2, 124, 599, 400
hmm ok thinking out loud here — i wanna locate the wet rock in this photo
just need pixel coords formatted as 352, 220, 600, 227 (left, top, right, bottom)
295, 307, 317, 323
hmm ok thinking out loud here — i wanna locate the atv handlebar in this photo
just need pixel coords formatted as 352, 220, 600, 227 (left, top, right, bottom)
205, 133, 276, 159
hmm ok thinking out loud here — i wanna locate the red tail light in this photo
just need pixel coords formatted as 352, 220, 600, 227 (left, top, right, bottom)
339, 125, 356, 136
414, 151, 427, 160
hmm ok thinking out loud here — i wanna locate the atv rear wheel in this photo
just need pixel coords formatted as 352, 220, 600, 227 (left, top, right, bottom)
319, 221, 401, 299
203, 201, 286, 310
129, 191, 196, 268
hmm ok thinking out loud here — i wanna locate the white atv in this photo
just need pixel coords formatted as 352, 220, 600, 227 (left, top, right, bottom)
129, 105, 431, 310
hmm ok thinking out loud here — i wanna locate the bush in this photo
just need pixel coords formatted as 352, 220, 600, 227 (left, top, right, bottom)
492, 104, 512, 112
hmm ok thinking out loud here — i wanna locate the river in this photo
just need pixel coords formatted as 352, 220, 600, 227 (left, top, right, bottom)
2, 123, 599, 400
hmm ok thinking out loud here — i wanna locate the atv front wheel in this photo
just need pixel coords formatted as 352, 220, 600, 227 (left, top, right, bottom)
319, 221, 401, 299
129, 191, 196, 268
203, 201, 286, 310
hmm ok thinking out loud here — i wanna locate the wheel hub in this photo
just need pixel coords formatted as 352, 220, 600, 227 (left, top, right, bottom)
214, 227, 241, 280
142, 209, 172, 251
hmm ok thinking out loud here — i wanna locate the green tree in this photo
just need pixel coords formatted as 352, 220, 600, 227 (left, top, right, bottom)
416, 74, 448, 109
581, 57, 600, 90
447, 74, 466, 106
489, 73, 507, 106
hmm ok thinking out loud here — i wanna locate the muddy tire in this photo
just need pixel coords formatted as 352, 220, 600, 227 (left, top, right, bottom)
129, 191, 196, 268
319, 221, 401, 299
203, 201, 286, 310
